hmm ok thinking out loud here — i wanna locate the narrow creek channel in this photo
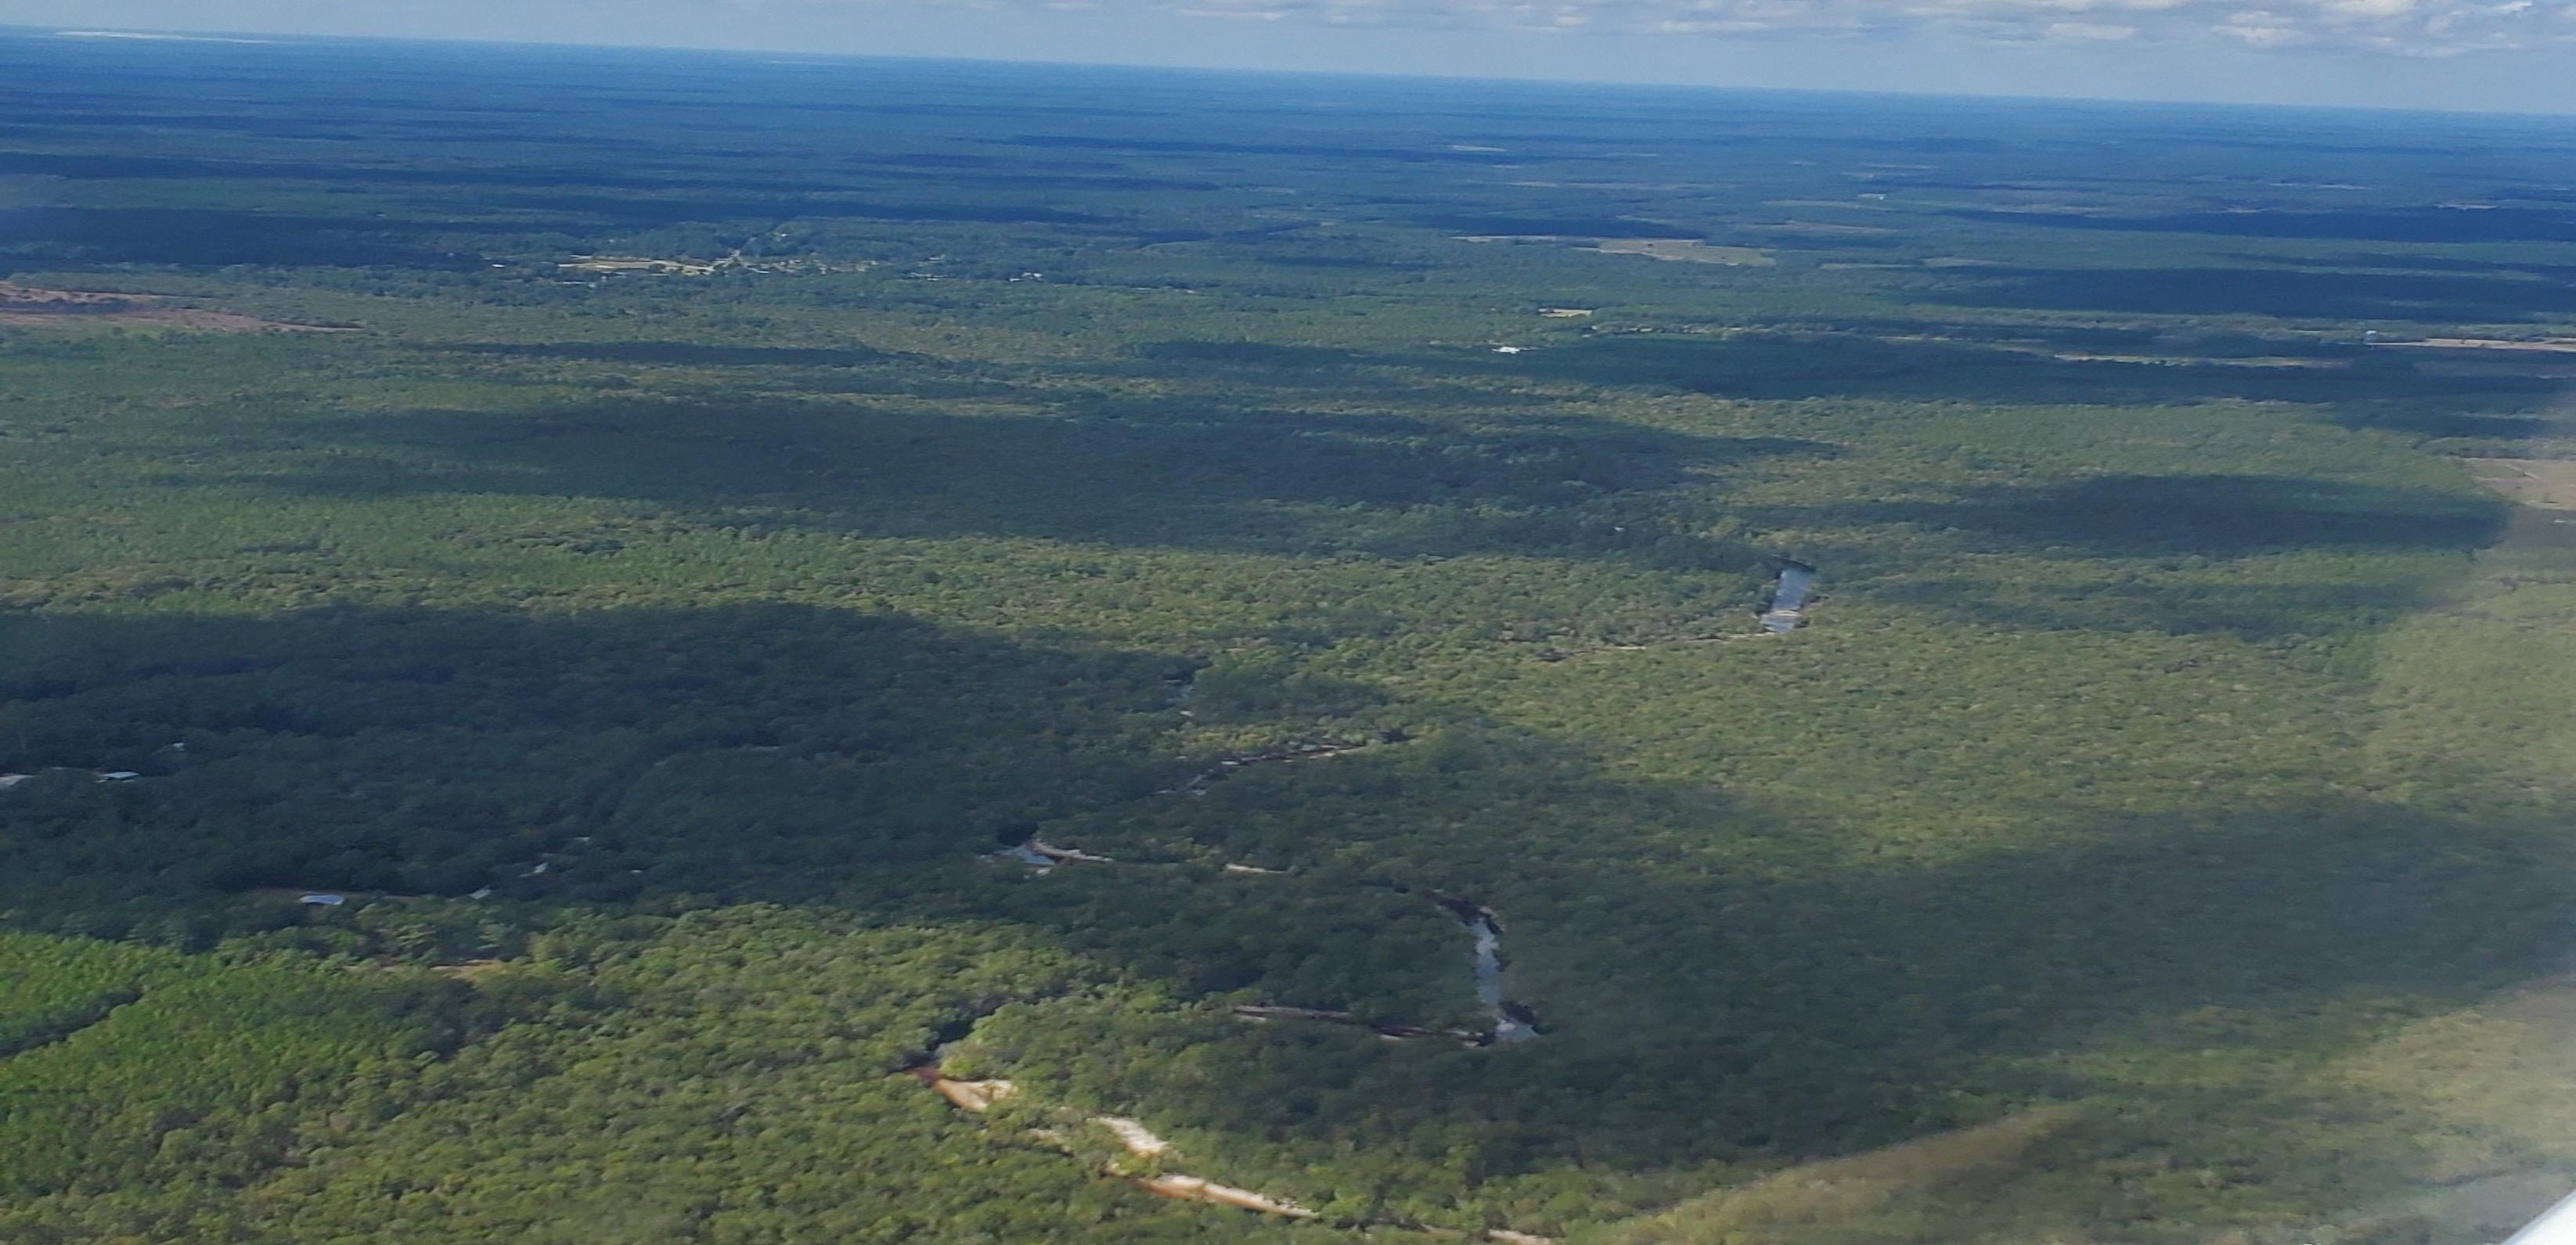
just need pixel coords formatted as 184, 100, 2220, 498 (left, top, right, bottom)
1759, 560, 1818, 634
1468, 917, 1537, 1045
1439, 897, 1540, 1044
989, 840, 1543, 1046
954, 811, 1551, 1231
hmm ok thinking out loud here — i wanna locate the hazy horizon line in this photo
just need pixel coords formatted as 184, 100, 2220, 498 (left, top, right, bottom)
11, 20, 2576, 121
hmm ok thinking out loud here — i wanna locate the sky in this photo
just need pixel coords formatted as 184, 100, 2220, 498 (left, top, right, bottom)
6, 0, 2576, 113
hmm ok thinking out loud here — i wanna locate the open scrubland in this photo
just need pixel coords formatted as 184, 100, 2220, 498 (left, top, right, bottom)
5, 32, 2576, 1243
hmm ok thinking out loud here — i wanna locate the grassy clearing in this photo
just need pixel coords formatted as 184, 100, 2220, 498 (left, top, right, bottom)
2463, 459, 2576, 509
1585, 1110, 2084, 1244
1591, 239, 1778, 266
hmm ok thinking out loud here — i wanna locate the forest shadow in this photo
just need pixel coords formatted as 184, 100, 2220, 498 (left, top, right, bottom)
1743, 473, 2507, 640
1925, 264, 2576, 322
1003, 133, 1567, 167
0, 192, 1139, 274
1947, 206, 2576, 246
1100, 340, 1590, 409
449, 341, 899, 368
0, 603, 1208, 915
0, 149, 1218, 199
0, 149, 780, 191
0, 206, 501, 270
1457, 332, 2555, 412
1587, 793, 2563, 1167
220, 396, 1829, 564
921, 716, 2574, 1202
2217, 250, 2576, 282
1130, 340, 1378, 372
431, 333, 1594, 413
474, 191, 1115, 228
2329, 405, 2561, 443
1815, 473, 2506, 559
1867, 574, 2433, 641
4, 600, 2565, 1202
422, 344, 1042, 402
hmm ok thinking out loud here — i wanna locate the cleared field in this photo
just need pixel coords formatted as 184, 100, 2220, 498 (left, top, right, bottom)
2386, 338, 2576, 354
0, 282, 351, 333
2464, 459, 2576, 509
1449, 235, 1775, 264
1590, 238, 1777, 265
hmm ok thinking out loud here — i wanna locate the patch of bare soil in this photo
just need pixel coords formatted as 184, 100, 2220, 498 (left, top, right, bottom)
0, 282, 355, 333
2465, 459, 2576, 509
1590, 239, 1776, 266
2379, 336, 2576, 354
1453, 236, 1774, 266
1761, 221, 1896, 236
430, 959, 510, 982
560, 257, 718, 275
907, 1064, 1557, 1240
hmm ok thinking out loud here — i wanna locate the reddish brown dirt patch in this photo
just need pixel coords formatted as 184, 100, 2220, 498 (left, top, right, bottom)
0, 282, 356, 333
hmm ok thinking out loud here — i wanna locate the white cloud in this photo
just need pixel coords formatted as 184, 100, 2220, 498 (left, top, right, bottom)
792, 0, 2574, 54
2216, 16, 2311, 41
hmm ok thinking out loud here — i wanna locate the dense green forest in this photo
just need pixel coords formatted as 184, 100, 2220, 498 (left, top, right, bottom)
6, 28, 2576, 1243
